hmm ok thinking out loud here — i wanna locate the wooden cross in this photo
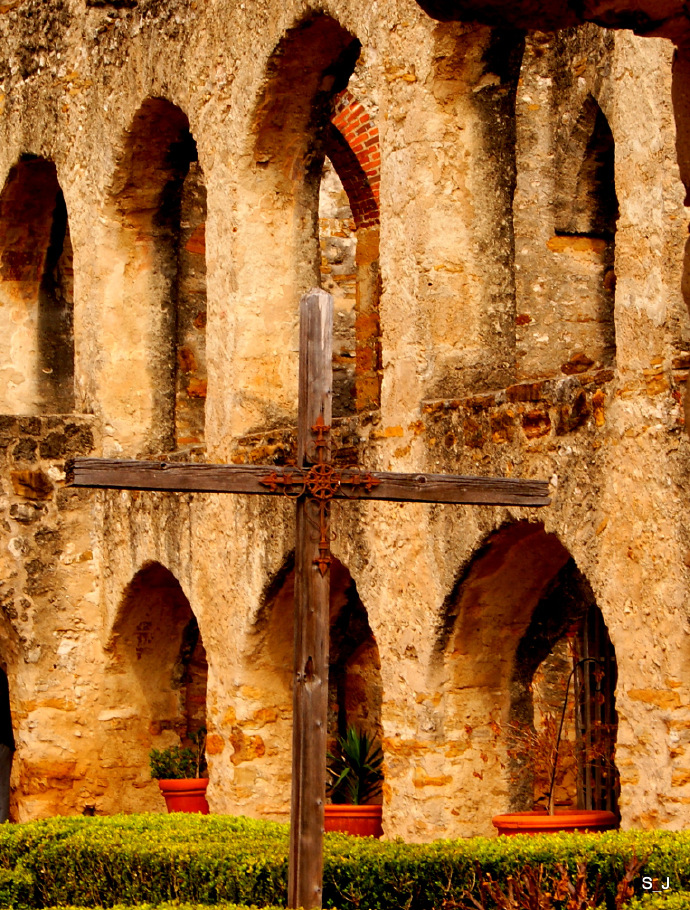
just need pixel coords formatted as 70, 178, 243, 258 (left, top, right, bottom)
67, 289, 550, 910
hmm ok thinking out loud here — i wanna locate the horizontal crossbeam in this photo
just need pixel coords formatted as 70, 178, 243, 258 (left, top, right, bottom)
66, 458, 550, 506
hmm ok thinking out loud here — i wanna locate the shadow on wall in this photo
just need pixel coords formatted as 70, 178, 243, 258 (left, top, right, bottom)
0, 609, 26, 823
108, 562, 207, 753
552, 95, 618, 374
109, 98, 207, 454
0, 156, 74, 415
0, 668, 14, 824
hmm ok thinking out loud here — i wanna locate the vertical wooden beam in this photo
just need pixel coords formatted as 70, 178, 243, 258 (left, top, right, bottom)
288, 289, 333, 910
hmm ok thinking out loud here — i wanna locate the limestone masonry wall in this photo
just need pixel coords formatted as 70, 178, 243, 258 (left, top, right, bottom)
0, 0, 689, 838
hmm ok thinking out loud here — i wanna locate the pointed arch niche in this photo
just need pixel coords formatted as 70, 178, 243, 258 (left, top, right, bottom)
107, 563, 208, 789
107, 98, 207, 454
236, 557, 383, 816
552, 96, 618, 373
0, 156, 74, 414
237, 15, 379, 432
517, 95, 618, 380
438, 522, 619, 828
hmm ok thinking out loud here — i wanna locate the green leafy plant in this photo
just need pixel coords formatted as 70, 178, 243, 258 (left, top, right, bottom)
326, 726, 383, 806
150, 728, 207, 780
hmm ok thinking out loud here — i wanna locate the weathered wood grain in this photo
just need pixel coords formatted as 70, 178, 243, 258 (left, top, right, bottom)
66, 459, 282, 493
289, 289, 332, 910
67, 459, 550, 506
351, 472, 550, 506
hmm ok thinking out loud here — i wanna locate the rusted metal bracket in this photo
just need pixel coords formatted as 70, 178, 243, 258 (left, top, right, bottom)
259, 418, 380, 574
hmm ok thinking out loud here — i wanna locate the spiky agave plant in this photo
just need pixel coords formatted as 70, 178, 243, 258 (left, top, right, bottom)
327, 727, 384, 805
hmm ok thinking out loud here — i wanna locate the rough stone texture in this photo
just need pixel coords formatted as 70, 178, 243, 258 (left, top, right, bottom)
0, 0, 688, 839
174, 160, 208, 450
319, 160, 358, 416
515, 28, 618, 380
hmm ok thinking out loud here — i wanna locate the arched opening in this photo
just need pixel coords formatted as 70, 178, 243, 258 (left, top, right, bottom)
439, 522, 619, 828
0, 156, 74, 415
0, 667, 14, 824
510, 564, 619, 815
237, 557, 383, 815
327, 560, 383, 748
237, 15, 370, 432
552, 96, 618, 375
109, 563, 208, 764
320, 91, 382, 415
109, 98, 207, 454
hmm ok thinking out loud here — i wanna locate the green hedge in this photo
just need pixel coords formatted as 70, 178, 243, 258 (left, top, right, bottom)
40, 906, 284, 910
35, 906, 285, 910
628, 895, 690, 909
0, 814, 690, 908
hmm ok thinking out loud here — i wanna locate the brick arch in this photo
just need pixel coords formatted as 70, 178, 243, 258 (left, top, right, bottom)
436, 522, 571, 661
322, 90, 382, 413
225, 14, 361, 435
91, 560, 209, 812
252, 555, 383, 743
327, 89, 380, 229
508, 561, 619, 815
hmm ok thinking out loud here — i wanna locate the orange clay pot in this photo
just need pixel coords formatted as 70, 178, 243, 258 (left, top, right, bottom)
492, 808, 618, 836
324, 804, 383, 838
158, 778, 209, 814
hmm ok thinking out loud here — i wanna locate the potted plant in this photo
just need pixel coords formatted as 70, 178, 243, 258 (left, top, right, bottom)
325, 726, 384, 838
492, 659, 618, 835
149, 727, 209, 814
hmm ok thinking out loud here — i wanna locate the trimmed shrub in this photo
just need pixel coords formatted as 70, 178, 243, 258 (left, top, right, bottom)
628, 894, 690, 909
0, 864, 34, 907
0, 815, 689, 907
41, 906, 285, 910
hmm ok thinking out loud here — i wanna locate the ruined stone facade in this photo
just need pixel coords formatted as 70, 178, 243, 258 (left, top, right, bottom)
0, 0, 689, 839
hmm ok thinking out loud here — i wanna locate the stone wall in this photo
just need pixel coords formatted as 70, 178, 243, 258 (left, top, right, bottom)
0, 0, 688, 838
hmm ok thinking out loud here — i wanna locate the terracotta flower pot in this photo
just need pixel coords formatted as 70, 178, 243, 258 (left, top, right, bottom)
324, 804, 383, 838
158, 778, 209, 814
492, 808, 617, 836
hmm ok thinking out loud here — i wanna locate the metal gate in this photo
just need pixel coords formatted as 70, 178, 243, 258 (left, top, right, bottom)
573, 605, 619, 816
